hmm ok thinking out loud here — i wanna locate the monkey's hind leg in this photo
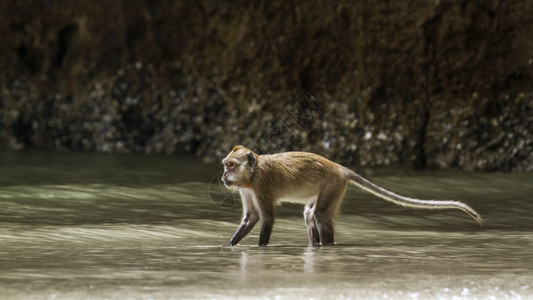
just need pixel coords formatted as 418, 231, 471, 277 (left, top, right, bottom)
314, 181, 347, 246
304, 203, 320, 246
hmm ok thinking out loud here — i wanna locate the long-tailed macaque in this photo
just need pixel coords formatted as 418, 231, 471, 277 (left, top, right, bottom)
221, 145, 482, 247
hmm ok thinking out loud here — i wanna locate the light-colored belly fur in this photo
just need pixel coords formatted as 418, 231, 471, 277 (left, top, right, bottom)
277, 185, 319, 204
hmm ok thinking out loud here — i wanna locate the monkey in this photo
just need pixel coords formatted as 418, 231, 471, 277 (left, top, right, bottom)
221, 145, 482, 247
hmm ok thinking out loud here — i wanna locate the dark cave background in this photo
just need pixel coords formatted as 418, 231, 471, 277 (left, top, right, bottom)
1, 0, 532, 171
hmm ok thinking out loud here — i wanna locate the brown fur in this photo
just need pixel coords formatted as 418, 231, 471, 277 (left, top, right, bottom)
221, 145, 482, 246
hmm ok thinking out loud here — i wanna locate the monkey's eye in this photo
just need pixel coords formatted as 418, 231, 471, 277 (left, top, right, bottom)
225, 162, 236, 169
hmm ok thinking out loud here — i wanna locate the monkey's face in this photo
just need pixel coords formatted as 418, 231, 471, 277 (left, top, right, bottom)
221, 146, 256, 190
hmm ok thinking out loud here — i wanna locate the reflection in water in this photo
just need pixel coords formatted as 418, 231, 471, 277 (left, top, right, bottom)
0, 151, 532, 299
303, 247, 315, 273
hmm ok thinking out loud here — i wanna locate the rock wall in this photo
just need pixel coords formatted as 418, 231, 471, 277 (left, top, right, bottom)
1, 0, 532, 171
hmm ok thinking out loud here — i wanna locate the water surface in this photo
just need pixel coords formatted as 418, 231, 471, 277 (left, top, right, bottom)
0, 151, 532, 299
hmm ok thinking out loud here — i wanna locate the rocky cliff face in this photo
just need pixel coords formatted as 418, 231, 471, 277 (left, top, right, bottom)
1, 0, 532, 171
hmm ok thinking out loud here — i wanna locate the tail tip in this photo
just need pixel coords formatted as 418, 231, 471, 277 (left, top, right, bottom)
475, 216, 484, 227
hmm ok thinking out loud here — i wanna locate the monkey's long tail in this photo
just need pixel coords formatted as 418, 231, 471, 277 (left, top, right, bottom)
346, 170, 483, 226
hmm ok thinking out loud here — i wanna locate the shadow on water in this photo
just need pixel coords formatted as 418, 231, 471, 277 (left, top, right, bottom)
0, 150, 532, 299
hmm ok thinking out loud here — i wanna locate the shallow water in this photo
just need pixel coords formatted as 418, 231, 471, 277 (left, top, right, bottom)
0, 151, 532, 299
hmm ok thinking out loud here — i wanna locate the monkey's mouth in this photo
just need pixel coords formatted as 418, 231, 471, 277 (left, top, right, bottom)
222, 179, 241, 190
222, 179, 234, 187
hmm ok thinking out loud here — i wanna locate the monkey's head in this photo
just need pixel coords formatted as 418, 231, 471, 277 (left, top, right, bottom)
221, 145, 258, 190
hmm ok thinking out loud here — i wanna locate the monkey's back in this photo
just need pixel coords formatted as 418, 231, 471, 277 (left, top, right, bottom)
254, 151, 346, 202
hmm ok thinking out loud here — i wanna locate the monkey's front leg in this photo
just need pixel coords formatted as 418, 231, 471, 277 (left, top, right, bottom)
228, 189, 259, 246
258, 217, 274, 246
257, 197, 275, 246
228, 212, 258, 246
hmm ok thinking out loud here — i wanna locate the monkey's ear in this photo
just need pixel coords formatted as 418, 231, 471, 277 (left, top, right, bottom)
247, 152, 256, 166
